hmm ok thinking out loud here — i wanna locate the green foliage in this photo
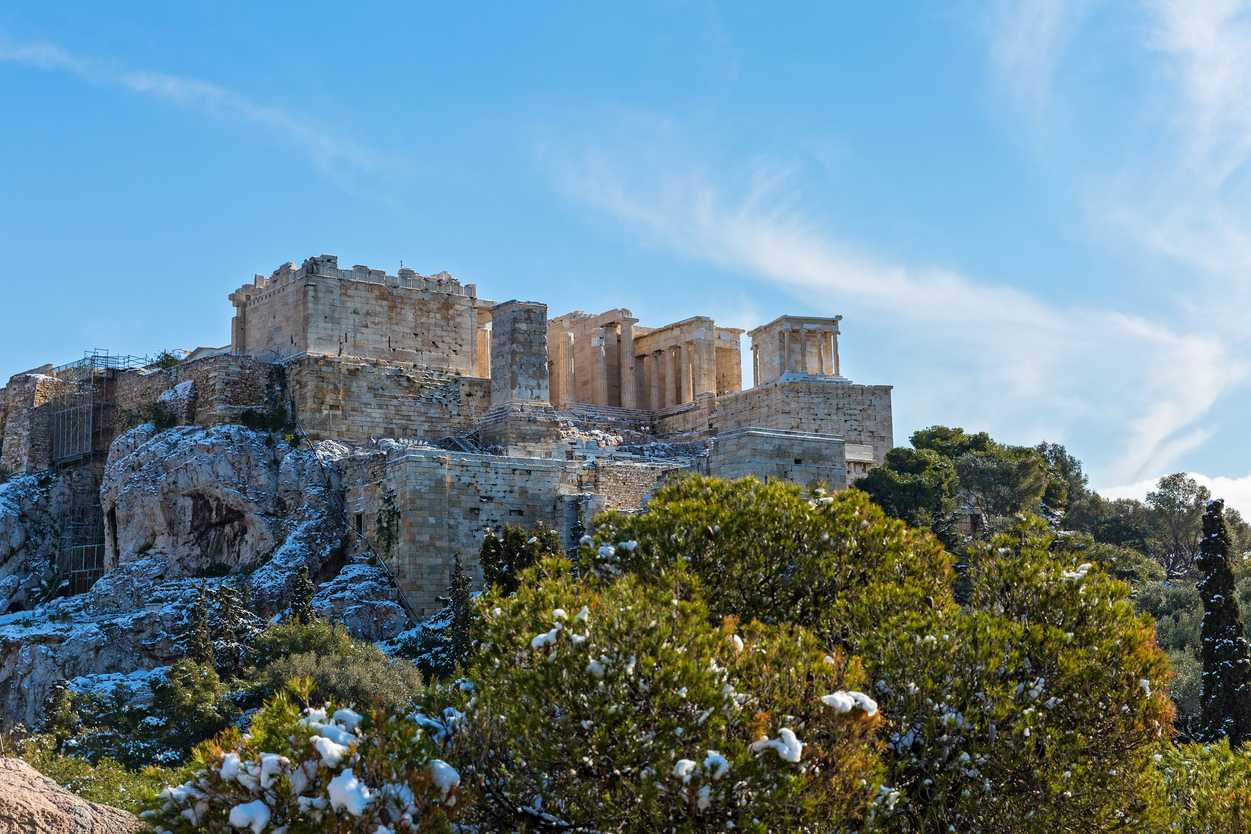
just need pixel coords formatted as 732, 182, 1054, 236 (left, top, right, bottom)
868, 426, 1060, 538
187, 581, 216, 668
1148, 473, 1213, 576
374, 486, 400, 559
1082, 540, 1167, 585
448, 554, 473, 669
145, 687, 457, 833
152, 350, 183, 370
245, 620, 423, 712
150, 660, 238, 757
479, 522, 561, 595
451, 556, 885, 832
866, 517, 1175, 832
15, 733, 187, 814
0, 464, 12, 485
148, 401, 178, 432
1196, 499, 1251, 746
1158, 740, 1251, 832
290, 566, 315, 625
581, 476, 952, 650
238, 402, 291, 434
858, 447, 958, 536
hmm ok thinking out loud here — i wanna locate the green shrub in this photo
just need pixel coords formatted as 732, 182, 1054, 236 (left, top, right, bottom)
867, 520, 1175, 831
249, 651, 423, 713
445, 556, 885, 832
1158, 740, 1251, 832
15, 734, 188, 814
581, 477, 953, 649
144, 683, 457, 832
479, 522, 561, 595
244, 621, 422, 711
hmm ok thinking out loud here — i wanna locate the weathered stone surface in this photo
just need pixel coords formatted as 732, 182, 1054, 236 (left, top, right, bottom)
100, 424, 345, 581
0, 757, 140, 833
0, 474, 69, 615
0, 425, 351, 727
313, 560, 409, 642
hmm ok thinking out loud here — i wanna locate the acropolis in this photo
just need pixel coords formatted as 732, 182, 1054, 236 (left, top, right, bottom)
0, 254, 892, 614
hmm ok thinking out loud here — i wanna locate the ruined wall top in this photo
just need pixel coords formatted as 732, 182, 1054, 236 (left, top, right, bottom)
228, 254, 476, 307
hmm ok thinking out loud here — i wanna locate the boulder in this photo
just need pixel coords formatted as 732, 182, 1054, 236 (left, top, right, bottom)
0, 757, 140, 833
313, 560, 411, 642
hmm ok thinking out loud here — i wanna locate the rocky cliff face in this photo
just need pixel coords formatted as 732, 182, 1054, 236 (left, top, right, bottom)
0, 423, 412, 728
0, 473, 70, 615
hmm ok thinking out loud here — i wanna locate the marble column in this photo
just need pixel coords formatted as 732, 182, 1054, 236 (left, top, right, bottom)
619, 320, 637, 409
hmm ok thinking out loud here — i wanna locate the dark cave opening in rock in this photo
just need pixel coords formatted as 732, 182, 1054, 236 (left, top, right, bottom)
188, 494, 248, 572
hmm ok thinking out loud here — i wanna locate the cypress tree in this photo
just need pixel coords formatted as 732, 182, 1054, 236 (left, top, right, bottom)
1197, 498, 1251, 747
188, 580, 216, 668
449, 554, 473, 666
290, 565, 315, 625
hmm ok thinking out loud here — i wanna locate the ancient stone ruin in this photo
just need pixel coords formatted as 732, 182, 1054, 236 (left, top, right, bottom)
0, 254, 892, 619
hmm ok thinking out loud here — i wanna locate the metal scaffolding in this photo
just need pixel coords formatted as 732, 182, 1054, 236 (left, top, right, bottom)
47, 350, 147, 593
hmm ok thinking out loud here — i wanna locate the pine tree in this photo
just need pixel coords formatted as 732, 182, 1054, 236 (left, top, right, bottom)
1197, 499, 1251, 747
290, 566, 315, 625
449, 554, 473, 667
187, 580, 216, 668
375, 486, 400, 560
214, 579, 256, 678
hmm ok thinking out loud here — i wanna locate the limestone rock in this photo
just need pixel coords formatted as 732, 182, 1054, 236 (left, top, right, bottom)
0, 473, 69, 615
0, 424, 351, 727
0, 757, 140, 833
313, 561, 410, 642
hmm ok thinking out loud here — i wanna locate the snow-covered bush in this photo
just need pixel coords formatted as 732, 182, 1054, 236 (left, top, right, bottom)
866, 517, 1175, 832
143, 682, 458, 833
443, 556, 884, 832
1157, 739, 1251, 831
580, 476, 953, 647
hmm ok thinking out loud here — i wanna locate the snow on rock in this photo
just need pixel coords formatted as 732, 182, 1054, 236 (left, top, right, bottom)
312, 562, 410, 642
0, 472, 72, 615
0, 424, 353, 727
101, 424, 345, 588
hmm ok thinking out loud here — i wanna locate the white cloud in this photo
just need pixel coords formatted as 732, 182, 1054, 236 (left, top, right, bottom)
1102, 470, 1251, 518
986, 0, 1094, 120
0, 36, 386, 178
546, 138, 1243, 483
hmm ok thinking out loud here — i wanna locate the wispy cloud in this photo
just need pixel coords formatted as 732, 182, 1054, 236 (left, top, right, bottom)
543, 131, 1243, 483
0, 36, 388, 178
982, 0, 1251, 493
985, 0, 1094, 121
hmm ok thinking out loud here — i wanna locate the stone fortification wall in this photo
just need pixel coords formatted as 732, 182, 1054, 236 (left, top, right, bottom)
230, 255, 483, 372
710, 380, 892, 464
287, 355, 490, 444
577, 459, 683, 511
341, 448, 680, 615
343, 450, 580, 615
113, 354, 283, 428
0, 373, 66, 473
706, 428, 847, 490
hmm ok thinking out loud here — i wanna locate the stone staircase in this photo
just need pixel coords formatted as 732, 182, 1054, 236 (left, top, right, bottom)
563, 402, 656, 432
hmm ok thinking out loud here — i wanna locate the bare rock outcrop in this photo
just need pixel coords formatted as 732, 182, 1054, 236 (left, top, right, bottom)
0, 757, 140, 833
0, 474, 69, 615
313, 560, 411, 642
0, 424, 355, 727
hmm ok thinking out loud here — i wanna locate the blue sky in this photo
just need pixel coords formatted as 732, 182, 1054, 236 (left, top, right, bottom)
3, 1, 1251, 508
